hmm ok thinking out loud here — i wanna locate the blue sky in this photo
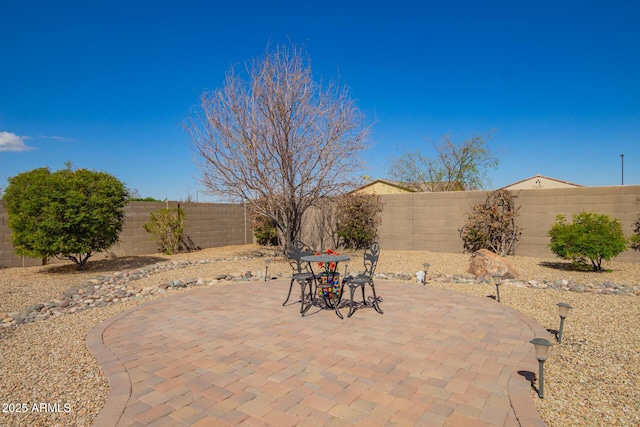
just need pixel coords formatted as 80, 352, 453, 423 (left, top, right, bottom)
1, 0, 638, 201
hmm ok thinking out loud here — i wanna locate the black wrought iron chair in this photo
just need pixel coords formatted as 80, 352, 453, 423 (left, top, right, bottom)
283, 240, 315, 313
341, 242, 383, 318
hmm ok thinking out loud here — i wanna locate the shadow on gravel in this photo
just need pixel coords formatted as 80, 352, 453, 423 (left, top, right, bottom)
538, 261, 593, 272
40, 256, 168, 275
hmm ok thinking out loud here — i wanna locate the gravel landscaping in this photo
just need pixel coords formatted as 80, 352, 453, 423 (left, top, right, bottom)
0, 244, 639, 426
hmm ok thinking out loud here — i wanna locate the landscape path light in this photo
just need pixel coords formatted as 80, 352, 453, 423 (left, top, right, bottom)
422, 263, 431, 284
557, 302, 572, 343
264, 259, 271, 282
529, 337, 553, 398
491, 274, 503, 302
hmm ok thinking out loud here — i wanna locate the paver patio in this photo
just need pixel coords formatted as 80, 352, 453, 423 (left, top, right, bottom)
87, 280, 548, 426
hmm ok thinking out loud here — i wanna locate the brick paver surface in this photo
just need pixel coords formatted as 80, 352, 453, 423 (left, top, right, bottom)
87, 280, 548, 426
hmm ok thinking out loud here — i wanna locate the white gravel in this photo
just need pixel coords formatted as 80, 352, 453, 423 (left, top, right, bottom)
0, 245, 639, 426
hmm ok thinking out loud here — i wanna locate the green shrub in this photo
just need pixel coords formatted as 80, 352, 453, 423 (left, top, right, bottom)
631, 212, 640, 252
249, 197, 281, 246
250, 212, 280, 246
143, 207, 186, 254
548, 211, 627, 271
335, 193, 384, 249
4, 165, 128, 269
459, 189, 522, 256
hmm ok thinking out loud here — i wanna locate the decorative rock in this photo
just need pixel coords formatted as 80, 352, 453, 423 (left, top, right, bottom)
26, 304, 45, 314
172, 280, 187, 288
468, 249, 519, 280
4, 253, 637, 333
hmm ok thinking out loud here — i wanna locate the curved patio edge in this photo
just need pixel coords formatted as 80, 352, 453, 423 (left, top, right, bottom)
87, 305, 139, 427
502, 305, 551, 427
86, 280, 548, 426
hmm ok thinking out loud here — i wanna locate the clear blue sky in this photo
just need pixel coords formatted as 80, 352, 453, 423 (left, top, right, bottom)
1, 0, 638, 201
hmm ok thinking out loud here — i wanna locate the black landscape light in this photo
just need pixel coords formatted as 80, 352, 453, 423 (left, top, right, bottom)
491, 274, 503, 302
422, 263, 431, 284
557, 302, 572, 343
264, 259, 271, 282
529, 338, 553, 398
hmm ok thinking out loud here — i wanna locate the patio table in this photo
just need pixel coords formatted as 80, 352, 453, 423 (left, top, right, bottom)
301, 254, 350, 319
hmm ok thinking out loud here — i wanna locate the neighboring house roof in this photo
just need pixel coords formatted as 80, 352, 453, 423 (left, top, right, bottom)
501, 174, 584, 190
351, 179, 466, 194
350, 179, 416, 195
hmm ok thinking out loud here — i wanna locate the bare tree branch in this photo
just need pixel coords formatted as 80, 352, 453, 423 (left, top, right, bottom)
389, 130, 500, 192
186, 43, 372, 250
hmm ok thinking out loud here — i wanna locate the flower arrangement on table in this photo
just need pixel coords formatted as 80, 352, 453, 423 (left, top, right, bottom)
316, 249, 342, 299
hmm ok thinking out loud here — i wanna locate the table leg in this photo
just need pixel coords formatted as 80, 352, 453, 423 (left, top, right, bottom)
301, 278, 313, 315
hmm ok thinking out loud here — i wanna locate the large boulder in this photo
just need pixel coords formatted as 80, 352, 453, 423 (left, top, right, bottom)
468, 249, 519, 280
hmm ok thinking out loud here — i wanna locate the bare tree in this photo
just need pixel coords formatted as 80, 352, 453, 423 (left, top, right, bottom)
389, 131, 500, 191
186, 43, 371, 251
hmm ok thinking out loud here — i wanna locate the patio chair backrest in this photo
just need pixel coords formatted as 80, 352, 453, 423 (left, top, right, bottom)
362, 242, 380, 278
287, 240, 314, 274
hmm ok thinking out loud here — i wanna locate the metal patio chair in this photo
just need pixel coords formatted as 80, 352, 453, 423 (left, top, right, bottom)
341, 242, 383, 318
283, 240, 316, 313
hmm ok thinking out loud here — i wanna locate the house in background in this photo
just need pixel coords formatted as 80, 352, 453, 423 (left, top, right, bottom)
351, 174, 584, 195
352, 178, 473, 194
501, 174, 583, 190
351, 179, 415, 195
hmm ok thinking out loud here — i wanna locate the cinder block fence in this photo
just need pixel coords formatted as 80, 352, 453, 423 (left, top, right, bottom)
0, 201, 253, 268
1, 185, 639, 268
375, 185, 640, 262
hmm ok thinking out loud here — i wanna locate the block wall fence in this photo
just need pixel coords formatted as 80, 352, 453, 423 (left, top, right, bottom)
1, 185, 640, 268
375, 185, 640, 263
0, 201, 254, 268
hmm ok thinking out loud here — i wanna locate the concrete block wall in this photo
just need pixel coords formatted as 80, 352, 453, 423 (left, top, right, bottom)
376, 185, 640, 262
514, 185, 640, 260
176, 202, 253, 250
2, 186, 639, 268
0, 201, 253, 268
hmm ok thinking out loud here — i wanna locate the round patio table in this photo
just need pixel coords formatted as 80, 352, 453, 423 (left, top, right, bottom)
301, 254, 350, 319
